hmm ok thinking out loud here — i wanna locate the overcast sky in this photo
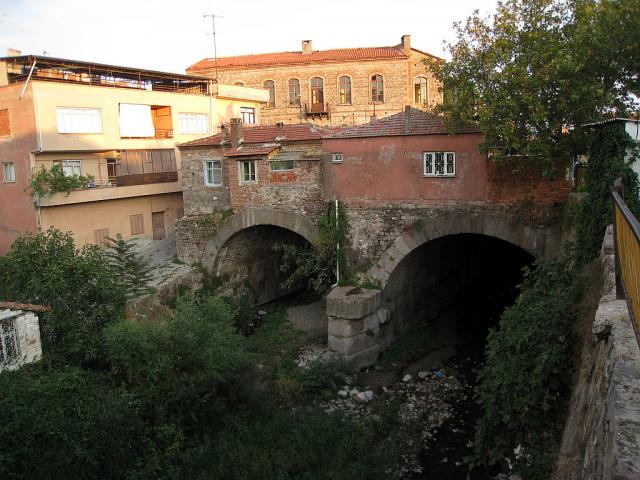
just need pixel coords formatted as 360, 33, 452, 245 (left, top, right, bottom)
0, 0, 499, 74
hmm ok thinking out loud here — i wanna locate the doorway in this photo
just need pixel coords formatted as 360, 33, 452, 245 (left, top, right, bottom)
152, 211, 165, 240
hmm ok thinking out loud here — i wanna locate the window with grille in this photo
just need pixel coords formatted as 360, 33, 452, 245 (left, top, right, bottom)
423, 152, 455, 177
339, 76, 351, 104
204, 160, 222, 186
179, 113, 209, 134
331, 153, 343, 163
371, 74, 384, 103
239, 160, 257, 183
130, 214, 144, 235
288, 79, 300, 106
263, 80, 275, 107
56, 107, 102, 133
0, 316, 19, 365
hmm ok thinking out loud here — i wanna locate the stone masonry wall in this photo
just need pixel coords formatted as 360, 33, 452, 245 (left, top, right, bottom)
200, 54, 442, 126
181, 147, 231, 216
553, 226, 640, 479
175, 214, 224, 264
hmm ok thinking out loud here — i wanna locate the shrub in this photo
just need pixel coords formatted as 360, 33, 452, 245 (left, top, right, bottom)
471, 259, 581, 478
0, 366, 145, 480
104, 234, 154, 298
28, 163, 95, 197
0, 229, 126, 366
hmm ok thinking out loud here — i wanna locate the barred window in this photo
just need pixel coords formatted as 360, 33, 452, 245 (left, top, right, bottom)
0, 316, 19, 365
423, 152, 455, 177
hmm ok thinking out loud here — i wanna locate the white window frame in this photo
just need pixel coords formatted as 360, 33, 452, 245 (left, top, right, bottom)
56, 107, 102, 134
423, 152, 456, 177
331, 153, 343, 163
238, 160, 257, 184
179, 113, 209, 135
204, 160, 223, 186
57, 160, 82, 177
240, 107, 256, 124
2, 162, 16, 182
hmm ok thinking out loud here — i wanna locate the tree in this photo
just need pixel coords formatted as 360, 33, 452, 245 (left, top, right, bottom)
104, 234, 154, 298
428, 0, 640, 162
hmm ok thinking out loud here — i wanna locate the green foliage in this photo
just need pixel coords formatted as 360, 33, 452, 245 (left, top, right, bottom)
428, 0, 640, 161
0, 228, 126, 365
575, 123, 640, 264
273, 201, 352, 294
104, 234, 154, 298
0, 366, 145, 480
28, 163, 95, 197
471, 258, 580, 478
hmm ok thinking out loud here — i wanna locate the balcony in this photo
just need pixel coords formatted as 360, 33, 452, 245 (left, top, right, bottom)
304, 102, 330, 119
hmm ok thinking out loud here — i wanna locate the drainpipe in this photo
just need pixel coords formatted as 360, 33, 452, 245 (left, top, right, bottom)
19, 58, 37, 100
332, 199, 340, 288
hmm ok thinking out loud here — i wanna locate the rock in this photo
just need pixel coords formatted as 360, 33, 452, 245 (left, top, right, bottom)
508, 475, 523, 480
418, 371, 429, 379
257, 310, 267, 316
337, 390, 348, 398
402, 374, 412, 382
349, 388, 359, 397
354, 392, 370, 404
364, 390, 374, 401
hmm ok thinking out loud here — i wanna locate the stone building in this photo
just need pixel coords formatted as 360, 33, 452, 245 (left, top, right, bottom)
0, 301, 46, 372
186, 35, 442, 126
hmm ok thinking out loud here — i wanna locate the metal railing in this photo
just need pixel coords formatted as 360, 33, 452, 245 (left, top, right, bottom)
612, 181, 640, 346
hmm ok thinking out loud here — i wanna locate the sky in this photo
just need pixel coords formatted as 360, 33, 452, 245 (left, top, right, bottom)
0, 0, 499, 74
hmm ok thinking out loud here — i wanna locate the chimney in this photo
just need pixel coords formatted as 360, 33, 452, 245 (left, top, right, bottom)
6, 48, 21, 57
404, 105, 411, 134
400, 35, 411, 55
275, 121, 285, 139
302, 40, 312, 55
230, 118, 243, 148
219, 124, 228, 145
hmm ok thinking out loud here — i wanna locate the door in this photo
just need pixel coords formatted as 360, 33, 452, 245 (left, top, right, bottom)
310, 77, 324, 112
152, 211, 165, 240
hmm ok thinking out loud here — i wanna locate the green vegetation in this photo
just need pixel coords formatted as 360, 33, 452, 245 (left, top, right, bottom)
274, 200, 352, 294
28, 163, 95, 197
428, 0, 640, 161
104, 234, 154, 298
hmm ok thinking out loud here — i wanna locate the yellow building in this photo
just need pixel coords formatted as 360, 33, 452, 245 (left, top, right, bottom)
0, 55, 268, 253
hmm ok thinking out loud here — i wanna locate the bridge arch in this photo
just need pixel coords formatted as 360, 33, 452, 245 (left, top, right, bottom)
367, 211, 554, 290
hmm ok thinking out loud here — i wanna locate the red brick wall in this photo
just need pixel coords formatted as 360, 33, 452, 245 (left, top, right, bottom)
486, 160, 571, 206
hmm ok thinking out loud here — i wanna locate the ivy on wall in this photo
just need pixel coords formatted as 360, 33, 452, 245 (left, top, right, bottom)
28, 164, 95, 197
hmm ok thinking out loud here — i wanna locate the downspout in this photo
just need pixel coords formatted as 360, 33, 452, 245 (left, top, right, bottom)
19, 58, 37, 100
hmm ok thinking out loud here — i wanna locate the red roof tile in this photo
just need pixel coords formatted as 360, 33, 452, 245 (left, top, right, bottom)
187, 46, 409, 72
179, 123, 334, 148
328, 108, 481, 138
0, 301, 51, 313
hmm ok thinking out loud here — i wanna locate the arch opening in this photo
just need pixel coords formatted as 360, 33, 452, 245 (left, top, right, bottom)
213, 225, 312, 305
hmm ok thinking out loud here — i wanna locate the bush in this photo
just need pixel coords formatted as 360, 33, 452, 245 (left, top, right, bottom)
0, 366, 145, 480
0, 229, 126, 366
28, 163, 94, 197
104, 234, 154, 298
471, 259, 581, 478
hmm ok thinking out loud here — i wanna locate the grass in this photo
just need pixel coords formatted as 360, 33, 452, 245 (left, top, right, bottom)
376, 322, 434, 369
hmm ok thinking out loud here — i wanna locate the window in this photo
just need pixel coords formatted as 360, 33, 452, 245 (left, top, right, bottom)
423, 152, 455, 177
130, 214, 144, 235
371, 74, 384, 103
264, 80, 275, 107
95, 228, 110, 247
204, 160, 222, 186
57, 160, 81, 177
310, 77, 324, 109
270, 160, 294, 171
339, 76, 351, 104
240, 107, 255, 124
331, 153, 343, 163
56, 107, 102, 133
119, 104, 172, 138
0, 316, 19, 365
288, 78, 300, 106
179, 113, 209, 134
239, 160, 257, 183
0, 109, 9, 136
2, 162, 15, 182
414, 77, 428, 104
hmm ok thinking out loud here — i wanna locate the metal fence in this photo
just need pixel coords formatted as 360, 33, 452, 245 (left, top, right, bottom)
612, 187, 640, 346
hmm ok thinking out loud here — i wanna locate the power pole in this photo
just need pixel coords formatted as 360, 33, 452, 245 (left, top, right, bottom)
203, 13, 222, 95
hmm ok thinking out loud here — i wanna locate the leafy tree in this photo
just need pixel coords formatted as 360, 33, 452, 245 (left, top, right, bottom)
0, 229, 126, 365
428, 0, 640, 161
104, 234, 154, 298
28, 163, 95, 197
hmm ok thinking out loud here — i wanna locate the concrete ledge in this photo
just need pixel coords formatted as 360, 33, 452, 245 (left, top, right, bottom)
326, 286, 381, 320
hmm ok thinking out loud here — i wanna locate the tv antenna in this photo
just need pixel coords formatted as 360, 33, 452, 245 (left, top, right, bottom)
204, 14, 223, 91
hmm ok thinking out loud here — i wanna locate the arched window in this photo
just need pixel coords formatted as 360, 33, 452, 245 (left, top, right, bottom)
288, 78, 300, 106
310, 77, 324, 112
371, 74, 384, 103
234, 81, 244, 87
414, 77, 428, 104
263, 80, 275, 107
339, 76, 351, 104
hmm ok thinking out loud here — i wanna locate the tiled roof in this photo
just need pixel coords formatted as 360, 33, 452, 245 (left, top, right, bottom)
179, 123, 333, 148
0, 301, 51, 313
224, 144, 280, 157
328, 108, 481, 138
187, 46, 409, 71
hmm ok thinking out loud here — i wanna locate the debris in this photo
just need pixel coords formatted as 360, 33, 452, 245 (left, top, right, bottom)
418, 371, 429, 379
402, 374, 413, 382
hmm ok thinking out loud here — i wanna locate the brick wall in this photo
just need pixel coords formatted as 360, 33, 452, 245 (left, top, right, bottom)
200, 53, 442, 126
487, 159, 571, 206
